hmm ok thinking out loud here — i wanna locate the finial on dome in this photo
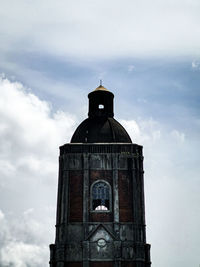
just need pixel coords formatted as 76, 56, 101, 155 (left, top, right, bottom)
94, 82, 110, 92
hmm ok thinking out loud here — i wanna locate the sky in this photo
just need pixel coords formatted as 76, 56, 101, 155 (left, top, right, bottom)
0, 0, 200, 266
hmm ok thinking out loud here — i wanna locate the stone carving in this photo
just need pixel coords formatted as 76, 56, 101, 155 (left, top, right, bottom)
55, 247, 65, 261
66, 243, 82, 261
122, 244, 135, 260
114, 241, 121, 258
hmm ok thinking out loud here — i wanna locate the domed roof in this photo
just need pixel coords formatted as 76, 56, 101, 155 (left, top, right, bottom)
70, 84, 132, 143
71, 117, 132, 143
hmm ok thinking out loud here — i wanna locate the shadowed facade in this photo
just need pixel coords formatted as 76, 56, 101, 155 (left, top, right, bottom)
49, 85, 151, 267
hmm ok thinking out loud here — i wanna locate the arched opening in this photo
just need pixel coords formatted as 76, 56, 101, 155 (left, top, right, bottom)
95, 205, 108, 211
91, 181, 111, 211
98, 104, 104, 109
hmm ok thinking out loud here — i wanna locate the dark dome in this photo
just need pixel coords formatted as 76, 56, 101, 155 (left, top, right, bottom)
70, 84, 132, 143
71, 117, 132, 143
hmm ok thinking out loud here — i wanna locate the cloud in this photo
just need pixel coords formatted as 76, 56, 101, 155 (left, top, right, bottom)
0, 0, 200, 61
171, 129, 185, 142
1, 242, 47, 267
0, 209, 48, 267
192, 60, 200, 70
128, 65, 135, 72
0, 76, 78, 266
0, 76, 199, 267
120, 118, 161, 144
0, 75, 76, 185
120, 118, 200, 267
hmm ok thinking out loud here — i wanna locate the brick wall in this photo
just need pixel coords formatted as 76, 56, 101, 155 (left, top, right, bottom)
118, 170, 133, 222
69, 171, 83, 222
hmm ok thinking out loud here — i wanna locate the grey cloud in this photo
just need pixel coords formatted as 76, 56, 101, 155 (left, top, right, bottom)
0, 0, 200, 60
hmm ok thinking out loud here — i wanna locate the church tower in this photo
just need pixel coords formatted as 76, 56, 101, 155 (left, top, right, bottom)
49, 85, 151, 267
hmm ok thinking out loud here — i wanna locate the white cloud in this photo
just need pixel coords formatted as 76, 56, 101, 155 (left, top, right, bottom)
0, 0, 200, 60
120, 119, 141, 141
0, 76, 78, 266
120, 118, 161, 144
0, 209, 48, 267
1, 242, 47, 267
171, 129, 185, 142
0, 76, 199, 267
0, 76, 76, 185
128, 65, 135, 72
192, 60, 200, 70
120, 118, 200, 267
0, 205, 53, 267
0, 210, 5, 221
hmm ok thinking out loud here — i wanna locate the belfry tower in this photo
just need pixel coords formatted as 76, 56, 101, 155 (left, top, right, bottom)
50, 85, 151, 267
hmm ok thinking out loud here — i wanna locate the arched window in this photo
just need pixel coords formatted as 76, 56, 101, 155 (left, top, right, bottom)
91, 181, 111, 211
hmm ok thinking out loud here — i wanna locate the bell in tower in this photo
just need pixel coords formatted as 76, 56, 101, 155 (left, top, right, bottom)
49, 84, 151, 267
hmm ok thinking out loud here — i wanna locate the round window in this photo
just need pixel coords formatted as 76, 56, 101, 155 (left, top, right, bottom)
97, 239, 106, 248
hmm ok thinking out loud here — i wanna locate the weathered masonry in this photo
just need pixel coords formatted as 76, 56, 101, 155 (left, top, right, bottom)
50, 85, 151, 267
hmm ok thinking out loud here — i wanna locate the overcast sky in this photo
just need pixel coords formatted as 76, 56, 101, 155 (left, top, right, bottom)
0, 0, 200, 266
